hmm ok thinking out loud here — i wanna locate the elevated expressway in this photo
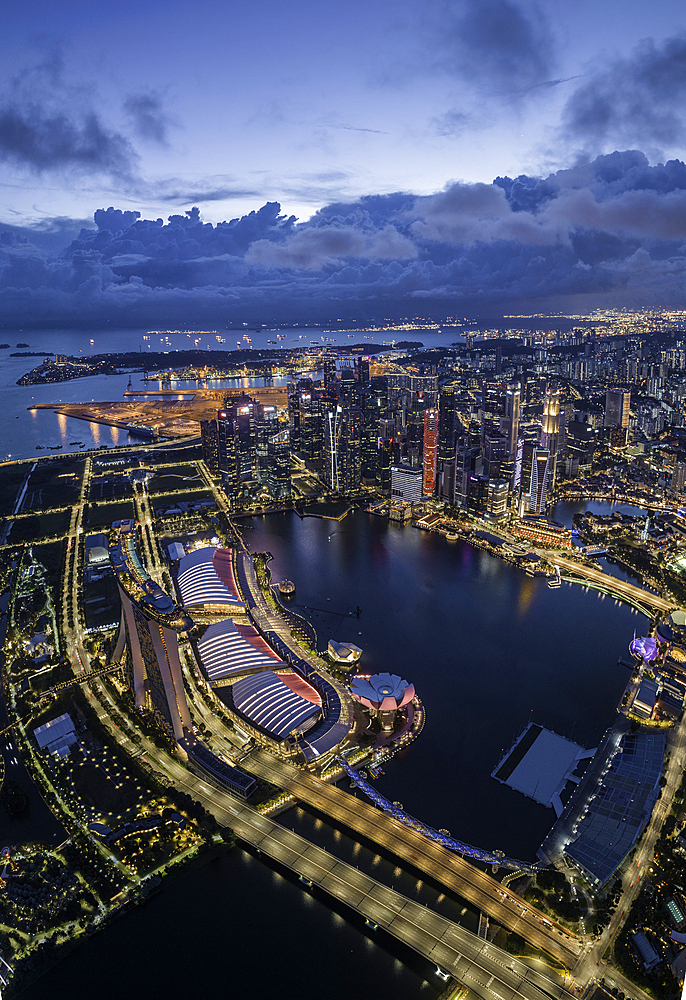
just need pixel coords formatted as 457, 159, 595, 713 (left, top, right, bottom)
239, 749, 581, 967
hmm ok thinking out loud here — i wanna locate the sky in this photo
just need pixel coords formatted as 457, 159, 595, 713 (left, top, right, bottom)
2, 0, 686, 327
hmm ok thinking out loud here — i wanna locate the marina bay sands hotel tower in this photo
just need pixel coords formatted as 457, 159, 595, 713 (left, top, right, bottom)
109, 520, 193, 741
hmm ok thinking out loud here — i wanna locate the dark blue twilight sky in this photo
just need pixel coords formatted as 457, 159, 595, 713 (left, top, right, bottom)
3, 0, 686, 327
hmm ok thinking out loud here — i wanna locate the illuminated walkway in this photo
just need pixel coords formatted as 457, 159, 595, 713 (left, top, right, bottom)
548, 555, 673, 616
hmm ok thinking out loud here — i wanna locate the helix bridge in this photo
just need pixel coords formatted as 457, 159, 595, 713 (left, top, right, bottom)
337, 757, 539, 874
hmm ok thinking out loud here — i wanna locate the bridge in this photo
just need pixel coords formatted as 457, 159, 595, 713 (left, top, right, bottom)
548, 555, 673, 616
239, 749, 580, 965
166, 750, 577, 1000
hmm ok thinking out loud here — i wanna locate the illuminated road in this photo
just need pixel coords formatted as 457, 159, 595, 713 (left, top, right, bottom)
240, 750, 580, 965
548, 555, 672, 614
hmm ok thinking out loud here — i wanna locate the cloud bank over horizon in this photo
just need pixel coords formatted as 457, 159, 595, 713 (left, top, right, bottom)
3, 149, 686, 330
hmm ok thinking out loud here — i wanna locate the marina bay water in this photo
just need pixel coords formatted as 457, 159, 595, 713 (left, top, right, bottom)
245, 509, 646, 861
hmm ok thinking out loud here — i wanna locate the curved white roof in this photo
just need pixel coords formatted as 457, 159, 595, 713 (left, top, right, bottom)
198, 619, 283, 682
232, 670, 320, 739
177, 547, 244, 609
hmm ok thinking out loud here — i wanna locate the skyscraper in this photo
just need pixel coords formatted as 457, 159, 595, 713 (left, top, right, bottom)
200, 413, 220, 474
422, 407, 439, 496
540, 385, 561, 489
438, 385, 458, 463
325, 406, 362, 491
604, 388, 631, 429
267, 430, 291, 499
254, 403, 279, 483
519, 445, 552, 515
503, 383, 520, 457
110, 519, 193, 741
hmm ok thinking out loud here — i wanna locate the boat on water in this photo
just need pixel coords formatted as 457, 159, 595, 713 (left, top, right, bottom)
47, 445, 62, 450
35, 445, 45, 450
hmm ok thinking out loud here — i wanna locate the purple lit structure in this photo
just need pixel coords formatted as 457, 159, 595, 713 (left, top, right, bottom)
629, 634, 658, 663
351, 672, 415, 712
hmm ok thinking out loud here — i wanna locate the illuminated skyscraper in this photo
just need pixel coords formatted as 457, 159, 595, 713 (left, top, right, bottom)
254, 403, 279, 483
519, 445, 552, 515
110, 520, 193, 741
540, 385, 561, 488
422, 407, 439, 495
267, 430, 291, 499
604, 388, 631, 429
438, 385, 458, 462
503, 383, 520, 457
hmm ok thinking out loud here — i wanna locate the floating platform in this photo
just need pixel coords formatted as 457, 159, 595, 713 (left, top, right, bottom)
492, 723, 596, 816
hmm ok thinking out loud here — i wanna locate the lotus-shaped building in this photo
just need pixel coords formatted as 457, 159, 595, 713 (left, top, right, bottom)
351, 672, 415, 721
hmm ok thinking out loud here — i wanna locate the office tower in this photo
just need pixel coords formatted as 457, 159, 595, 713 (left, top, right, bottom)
438, 386, 458, 463
297, 391, 325, 473
540, 385, 561, 489
604, 388, 631, 429
357, 357, 370, 385
673, 461, 686, 497
200, 413, 220, 474
375, 437, 394, 494
218, 396, 255, 496
361, 384, 386, 483
391, 464, 423, 503
503, 383, 520, 457
325, 406, 362, 491
519, 445, 552, 515
338, 367, 358, 407
495, 343, 502, 376
454, 445, 479, 509
422, 407, 439, 496
110, 520, 193, 741
322, 355, 337, 388
480, 381, 507, 443
254, 403, 279, 483
267, 430, 291, 499
482, 432, 508, 479
487, 479, 509, 521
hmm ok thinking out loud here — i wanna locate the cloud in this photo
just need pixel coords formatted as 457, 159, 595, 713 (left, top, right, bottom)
0, 48, 138, 179
562, 35, 686, 152
123, 91, 172, 145
432, 0, 555, 93
6, 150, 686, 325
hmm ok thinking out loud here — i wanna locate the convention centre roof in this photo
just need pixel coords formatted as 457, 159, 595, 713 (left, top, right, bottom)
177, 547, 245, 609
231, 670, 321, 740
197, 618, 285, 682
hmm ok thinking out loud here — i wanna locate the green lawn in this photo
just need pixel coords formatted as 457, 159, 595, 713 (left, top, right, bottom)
8, 508, 72, 542
86, 500, 135, 528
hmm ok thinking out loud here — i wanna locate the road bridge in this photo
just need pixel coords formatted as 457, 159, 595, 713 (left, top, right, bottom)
240, 749, 580, 965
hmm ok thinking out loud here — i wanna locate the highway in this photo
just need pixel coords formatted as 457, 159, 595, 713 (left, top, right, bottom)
238, 748, 580, 966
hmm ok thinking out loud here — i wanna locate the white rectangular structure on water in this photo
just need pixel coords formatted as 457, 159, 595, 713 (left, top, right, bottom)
492, 723, 595, 816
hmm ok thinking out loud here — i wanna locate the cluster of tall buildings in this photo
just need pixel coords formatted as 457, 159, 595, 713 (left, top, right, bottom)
199, 354, 633, 522
201, 396, 291, 500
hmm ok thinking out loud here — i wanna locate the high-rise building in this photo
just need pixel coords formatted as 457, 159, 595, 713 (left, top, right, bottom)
218, 396, 255, 496
519, 445, 552, 515
267, 430, 291, 499
375, 437, 394, 494
200, 413, 220, 474
422, 407, 439, 496
254, 403, 279, 483
565, 421, 595, 476
322, 355, 337, 388
110, 520, 193, 741
482, 432, 508, 479
361, 384, 386, 483
391, 464, 423, 503
297, 391, 325, 473
438, 386, 458, 462
604, 388, 631, 429
540, 385, 561, 489
454, 445, 479, 509
503, 383, 520, 457
325, 406, 362, 491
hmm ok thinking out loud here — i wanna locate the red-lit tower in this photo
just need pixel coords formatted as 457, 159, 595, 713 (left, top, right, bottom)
422, 407, 439, 496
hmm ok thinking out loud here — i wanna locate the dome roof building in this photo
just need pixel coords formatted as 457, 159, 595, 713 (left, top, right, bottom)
351, 672, 414, 713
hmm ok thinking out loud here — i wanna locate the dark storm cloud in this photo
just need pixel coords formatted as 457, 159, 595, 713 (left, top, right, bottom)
0, 104, 137, 177
0, 48, 138, 178
5, 151, 686, 326
123, 91, 172, 145
434, 0, 554, 93
155, 185, 261, 204
562, 35, 686, 150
